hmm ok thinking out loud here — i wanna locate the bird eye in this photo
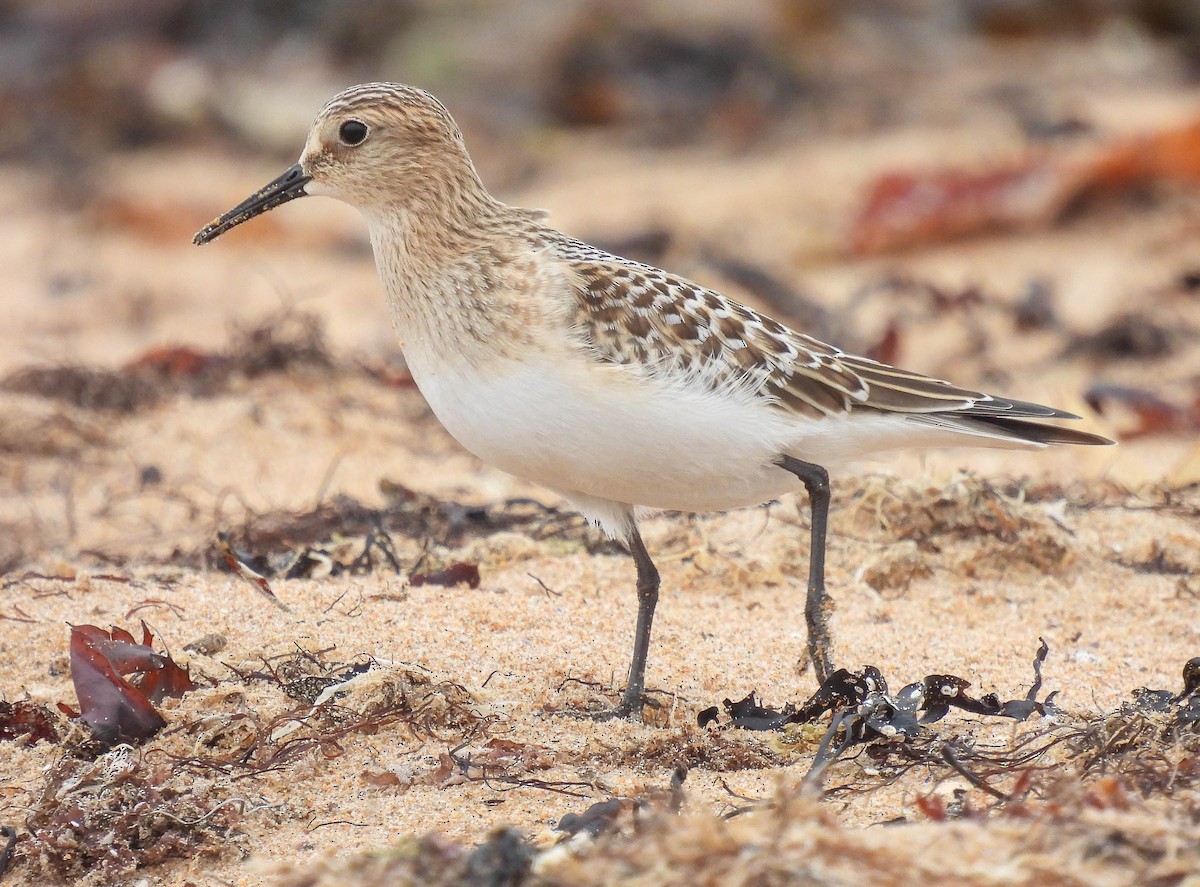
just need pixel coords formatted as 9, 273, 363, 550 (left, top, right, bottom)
338, 120, 369, 147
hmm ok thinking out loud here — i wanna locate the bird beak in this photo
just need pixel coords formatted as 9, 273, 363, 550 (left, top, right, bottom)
193, 163, 311, 245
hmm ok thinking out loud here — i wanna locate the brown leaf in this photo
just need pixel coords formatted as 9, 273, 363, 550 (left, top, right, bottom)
410, 562, 481, 589
362, 769, 403, 787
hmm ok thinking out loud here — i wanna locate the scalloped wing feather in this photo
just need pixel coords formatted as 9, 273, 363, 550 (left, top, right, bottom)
563, 247, 1006, 420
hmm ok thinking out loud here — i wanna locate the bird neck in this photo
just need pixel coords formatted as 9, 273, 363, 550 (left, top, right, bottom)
364, 195, 551, 367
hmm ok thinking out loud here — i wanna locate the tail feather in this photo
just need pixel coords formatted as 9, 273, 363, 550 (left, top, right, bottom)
910, 412, 1115, 447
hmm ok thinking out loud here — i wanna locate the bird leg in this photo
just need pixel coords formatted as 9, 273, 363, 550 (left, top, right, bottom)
612, 525, 660, 719
776, 456, 835, 683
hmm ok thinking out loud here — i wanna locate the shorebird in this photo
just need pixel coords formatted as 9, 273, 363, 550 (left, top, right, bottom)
194, 83, 1113, 719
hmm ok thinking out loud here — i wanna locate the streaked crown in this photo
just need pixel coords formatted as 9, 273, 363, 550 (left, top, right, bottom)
300, 82, 485, 210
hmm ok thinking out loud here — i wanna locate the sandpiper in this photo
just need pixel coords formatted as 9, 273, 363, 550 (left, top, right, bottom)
194, 83, 1113, 719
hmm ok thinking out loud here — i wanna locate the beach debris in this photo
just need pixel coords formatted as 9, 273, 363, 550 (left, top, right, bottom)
58, 622, 196, 745
705, 640, 1052, 735
410, 562, 482, 589
1084, 384, 1200, 439
1, 309, 331, 413
0, 701, 59, 745
216, 531, 288, 609
851, 114, 1200, 254
557, 799, 629, 838
1130, 657, 1200, 730
0, 826, 17, 879
23, 752, 250, 882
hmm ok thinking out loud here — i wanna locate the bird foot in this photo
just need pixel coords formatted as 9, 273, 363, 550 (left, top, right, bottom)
552, 688, 652, 722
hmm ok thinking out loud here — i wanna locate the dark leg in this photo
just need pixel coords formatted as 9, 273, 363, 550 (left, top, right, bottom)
776, 456, 834, 683
613, 525, 660, 718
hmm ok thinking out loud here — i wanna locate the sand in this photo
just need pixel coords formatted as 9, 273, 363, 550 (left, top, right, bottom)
2, 37, 1200, 887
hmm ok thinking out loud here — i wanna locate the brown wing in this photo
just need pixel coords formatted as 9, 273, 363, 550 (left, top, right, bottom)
564, 249, 1030, 421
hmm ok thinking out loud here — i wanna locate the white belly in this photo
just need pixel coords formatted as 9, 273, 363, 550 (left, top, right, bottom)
405, 352, 805, 514
401, 346, 1034, 532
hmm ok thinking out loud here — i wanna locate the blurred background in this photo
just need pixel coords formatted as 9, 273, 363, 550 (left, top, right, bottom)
3, 0, 1200, 563
5, 0, 1200, 163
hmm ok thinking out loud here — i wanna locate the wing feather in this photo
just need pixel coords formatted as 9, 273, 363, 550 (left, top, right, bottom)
557, 240, 1108, 445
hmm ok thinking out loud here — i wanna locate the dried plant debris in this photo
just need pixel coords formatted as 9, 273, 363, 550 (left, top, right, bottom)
410, 561, 482, 589
21, 749, 249, 883
553, 767, 686, 842
2, 364, 164, 413
0, 309, 331, 413
431, 737, 575, 797
240, 654, 1200, 887
269, 753, 1200, 887
1019, 476, 1200, 518
0, 827, 14, 880
701, 649, 1200, 815
58, 622, 197, 745
556, 798, 630, 839
203, 485, 618, 577
175, 654, 487, 785
0, 396, 106, 456
1061, 312, 1180, 361
545, 19, 804, 145
271, 828, 539, 887
701, 643, 1061, 798
1129, 657, 1200, 731
215, 530, 290, 608
0, 700, 60, 745
705, 641, 1052, 737
842, 473, 1074, 580
599, 726, 781, 772
844, 474, 1060, 546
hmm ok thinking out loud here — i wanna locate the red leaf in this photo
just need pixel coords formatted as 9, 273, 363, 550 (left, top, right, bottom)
410, 562, 481, 589
216, 531, 289, 609
64, 623, 197, 744
1084, 384, 1200, 439
915, 794, 946, 821
850, 116, 1200, 255
122, 345, 222, 378
0, 701, 60, 744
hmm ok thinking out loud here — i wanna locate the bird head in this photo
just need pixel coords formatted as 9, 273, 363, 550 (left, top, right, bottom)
194, 83, 478, 245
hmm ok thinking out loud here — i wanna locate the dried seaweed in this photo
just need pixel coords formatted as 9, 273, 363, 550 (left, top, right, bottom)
173, 657, 487, 782
702, 642, 1056, 799
0, 309, 331, 414
841, 473, 1076, 583
202, 487, 619, 578
598, 726, 780, 772
1061, 313, 1177, 361
1085, 383, 1200, 438
708, 642, 1052, 737
0, 700, 60, 745
844, 475, 1058, 547
435, 739, 592, 799
22, 751, 249, 882
557, 800, 629, 839
850, 114, 1200, 254
0, 826, 14, 880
